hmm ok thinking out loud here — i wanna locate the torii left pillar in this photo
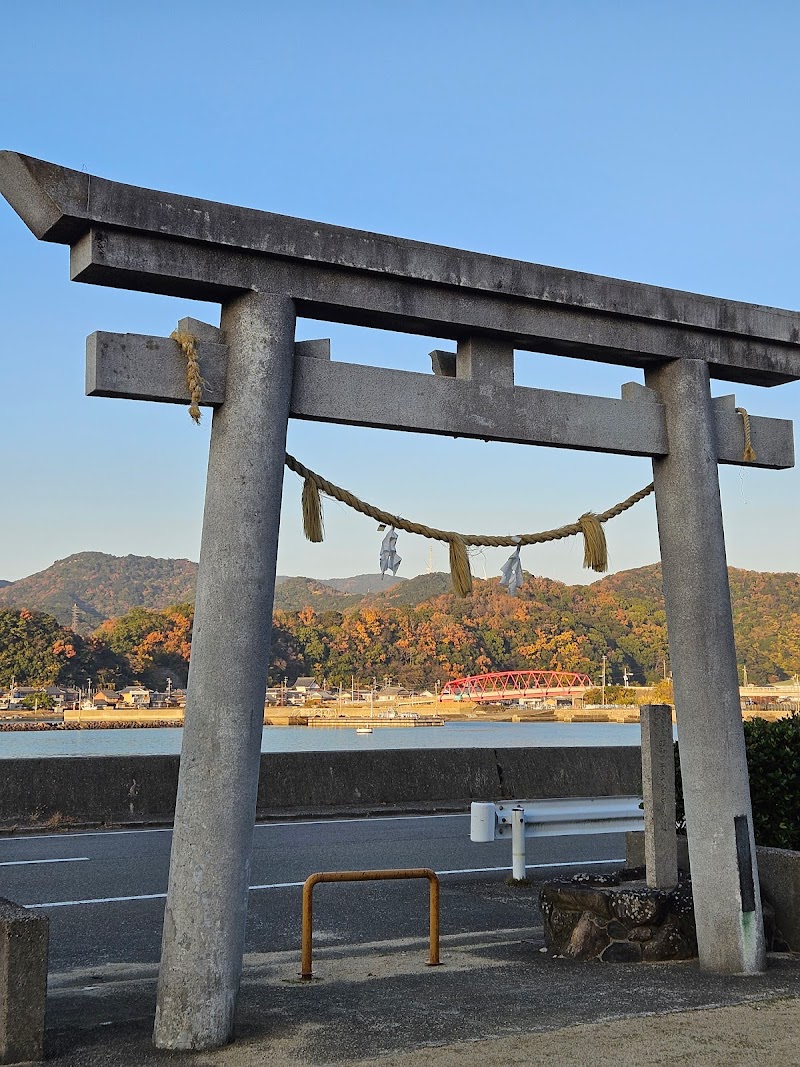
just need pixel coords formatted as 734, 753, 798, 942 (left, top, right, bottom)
153, 292, 296, 1050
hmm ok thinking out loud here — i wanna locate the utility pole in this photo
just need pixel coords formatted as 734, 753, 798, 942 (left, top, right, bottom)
601, 655, 606, 706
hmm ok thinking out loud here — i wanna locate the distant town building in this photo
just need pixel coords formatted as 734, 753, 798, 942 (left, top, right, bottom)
118, 685, 151, 707
92, 691, 119, 708
292, 677, 320, 694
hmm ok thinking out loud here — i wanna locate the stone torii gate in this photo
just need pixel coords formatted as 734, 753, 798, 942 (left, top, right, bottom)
1, 152, 797, 1050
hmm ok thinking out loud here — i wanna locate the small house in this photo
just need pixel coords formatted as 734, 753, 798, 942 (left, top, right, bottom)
293, 677, 321, 694
118, 685, 151, 707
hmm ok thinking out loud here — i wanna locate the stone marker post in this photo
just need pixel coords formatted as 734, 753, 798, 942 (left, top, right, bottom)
639, 704, 678, 889
0, 898, 48, 1065
153, 293, 296, 1050
646, 358, 765, 974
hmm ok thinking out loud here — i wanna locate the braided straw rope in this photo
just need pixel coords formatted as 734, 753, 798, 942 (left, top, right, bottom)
285, 452, 654, 581
176, 330, 655, 591
173, 329, 204, 424
735, 407, 756, 463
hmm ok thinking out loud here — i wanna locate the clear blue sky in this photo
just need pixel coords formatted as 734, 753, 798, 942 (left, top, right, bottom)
2, 1, 799, 585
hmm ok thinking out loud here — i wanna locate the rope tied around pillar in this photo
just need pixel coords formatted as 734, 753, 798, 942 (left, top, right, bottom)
173, 329, 204, 424
735, 407, 757, 463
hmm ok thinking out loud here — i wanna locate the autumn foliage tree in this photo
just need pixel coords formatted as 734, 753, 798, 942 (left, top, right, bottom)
3, 562, 797, 694
94, 603, 194, 686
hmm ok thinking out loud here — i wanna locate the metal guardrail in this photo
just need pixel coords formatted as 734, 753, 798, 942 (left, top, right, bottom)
301, 868, 441, 980
470, 795, 644, 880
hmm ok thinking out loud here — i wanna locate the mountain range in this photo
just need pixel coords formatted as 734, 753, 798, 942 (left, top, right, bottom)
1, 552, 798, 685
0, 553, 416, 626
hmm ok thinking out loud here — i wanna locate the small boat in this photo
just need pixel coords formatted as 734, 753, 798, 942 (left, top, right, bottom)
355, 726, 373, 734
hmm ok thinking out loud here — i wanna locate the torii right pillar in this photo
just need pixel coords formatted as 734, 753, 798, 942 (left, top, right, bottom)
646, 357, 764, 973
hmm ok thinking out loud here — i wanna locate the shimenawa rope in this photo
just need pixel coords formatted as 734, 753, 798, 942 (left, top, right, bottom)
735, 407, 756, 463
285, 452, 655, 593
177, 331, 656, 595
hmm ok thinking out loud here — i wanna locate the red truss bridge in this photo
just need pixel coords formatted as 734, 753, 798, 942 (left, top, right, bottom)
440, 670, 594, 702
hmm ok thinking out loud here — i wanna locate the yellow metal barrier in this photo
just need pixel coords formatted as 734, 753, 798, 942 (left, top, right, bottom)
301, 867, 441, 980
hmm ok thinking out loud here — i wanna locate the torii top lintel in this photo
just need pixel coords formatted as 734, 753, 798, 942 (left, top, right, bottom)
2, 150, 800, 387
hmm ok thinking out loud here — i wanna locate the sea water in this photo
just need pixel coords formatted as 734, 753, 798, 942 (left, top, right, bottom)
0, 720, 645, 759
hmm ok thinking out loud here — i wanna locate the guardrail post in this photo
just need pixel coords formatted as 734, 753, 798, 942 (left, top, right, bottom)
511, 807, 526, 880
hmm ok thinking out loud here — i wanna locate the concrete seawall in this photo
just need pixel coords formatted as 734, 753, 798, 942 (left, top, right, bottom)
0, 746, 642, 830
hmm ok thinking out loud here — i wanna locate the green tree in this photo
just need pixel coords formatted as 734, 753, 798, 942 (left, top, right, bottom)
19, 691, 50, 709
0, 608, 120, 686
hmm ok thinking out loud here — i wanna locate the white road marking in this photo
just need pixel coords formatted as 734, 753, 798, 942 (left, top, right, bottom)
26, 892, 167, 909
0, 812, 470, 844
0, 828, 173, 842
435, 858, 624, 875
0, 857, 90, 867
249, 881, 305, 891
22, 858, 622, 909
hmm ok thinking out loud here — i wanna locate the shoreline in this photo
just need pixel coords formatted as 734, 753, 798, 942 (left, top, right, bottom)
0, 704, 792, 732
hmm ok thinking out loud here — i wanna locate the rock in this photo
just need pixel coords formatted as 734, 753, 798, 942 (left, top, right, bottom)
539, 871, 698, 963
539, 868, 774, 964
606, 920, 628, 940
618, 866, 646, 882
601, 940, 643, 963
547, 904, 580, 941
641, 915, 697, 961
563, 914, 609, 960
609, 889, 667, 926
539, 882, 613, 920
568, 872, 621, 887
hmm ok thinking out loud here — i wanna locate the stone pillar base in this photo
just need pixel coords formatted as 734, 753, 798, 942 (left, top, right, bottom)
539, 871, 697, 962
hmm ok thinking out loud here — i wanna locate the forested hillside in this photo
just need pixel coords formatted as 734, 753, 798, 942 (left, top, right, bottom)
273, 564, 800, 689
0, 553, 198, 628
0, 554, 407, 625
1, 558, 797, 691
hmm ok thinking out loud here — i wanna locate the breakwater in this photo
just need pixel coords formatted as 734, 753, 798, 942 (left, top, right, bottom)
0, 720, 181, 731
0, 745, 642, 831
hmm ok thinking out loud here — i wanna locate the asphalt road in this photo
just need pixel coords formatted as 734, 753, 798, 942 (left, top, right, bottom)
0, 815, 625, 973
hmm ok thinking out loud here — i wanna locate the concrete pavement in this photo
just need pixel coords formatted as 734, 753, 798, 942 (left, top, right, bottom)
2, 816, 623, 972
40, 872, 800, 1066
